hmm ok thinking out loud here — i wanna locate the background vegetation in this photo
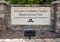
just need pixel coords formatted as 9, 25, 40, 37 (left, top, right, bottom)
5, 0, 55, 4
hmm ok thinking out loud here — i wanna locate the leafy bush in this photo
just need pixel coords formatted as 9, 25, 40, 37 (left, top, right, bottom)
5, 0, 54, 4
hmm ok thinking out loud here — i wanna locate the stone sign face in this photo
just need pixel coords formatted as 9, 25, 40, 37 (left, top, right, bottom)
11, 7, 50, 25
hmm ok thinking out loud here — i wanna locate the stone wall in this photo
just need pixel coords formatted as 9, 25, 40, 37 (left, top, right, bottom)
0, 3, 60, 39
0, 3, 7, 31
6, 4, 55, 39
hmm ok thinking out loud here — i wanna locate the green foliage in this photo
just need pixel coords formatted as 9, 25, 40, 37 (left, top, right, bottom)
9, 0, 19, 4
32, 0, 39, 4
5, 0, 54, 4
18, 0, 25, 4
5, 0, 9, 1
45, 0, 53, 4
26, 0, 39, 4
26, 0, 33, 4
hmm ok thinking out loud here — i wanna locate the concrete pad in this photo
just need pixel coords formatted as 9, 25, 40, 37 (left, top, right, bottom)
11, 39, 20, 42
0, 39, 4, 42
35, 39, 43, 42
4, 39, 11, 42
55, 38, 60, 42
44, 39, 56, 42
